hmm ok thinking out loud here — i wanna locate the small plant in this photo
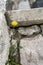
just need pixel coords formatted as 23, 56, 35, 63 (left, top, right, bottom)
5, 44, 20, 65
17, 46, 23, 49
5, 41, 23, 65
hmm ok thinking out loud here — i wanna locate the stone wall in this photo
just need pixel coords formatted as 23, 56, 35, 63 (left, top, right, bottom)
1, 0, 43, 65
7, 8, 43, 65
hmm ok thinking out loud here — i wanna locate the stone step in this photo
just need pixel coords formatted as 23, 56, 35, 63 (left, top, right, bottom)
6, 8, 43, 27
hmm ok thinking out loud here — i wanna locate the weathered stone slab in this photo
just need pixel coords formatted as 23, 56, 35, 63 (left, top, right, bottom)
0, 12, 10, 65
20, 34, 43, 65
18, 25, 40, 36
7, 8, 43, 26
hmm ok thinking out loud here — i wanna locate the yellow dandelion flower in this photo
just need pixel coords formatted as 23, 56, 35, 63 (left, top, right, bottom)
11, 21, 18, 27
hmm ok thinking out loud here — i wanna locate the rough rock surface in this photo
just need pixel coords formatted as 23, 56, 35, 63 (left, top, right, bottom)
20, 34, 43, 65
18, 25, 40, 36
0, 0, 11, 65
8, 8, 43, 26
0, 0, 6, 11
0, 12, 10, 65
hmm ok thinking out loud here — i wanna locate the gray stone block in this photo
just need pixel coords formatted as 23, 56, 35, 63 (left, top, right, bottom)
20, 34, 43, 65
18, 25, 40, 36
